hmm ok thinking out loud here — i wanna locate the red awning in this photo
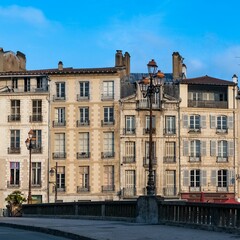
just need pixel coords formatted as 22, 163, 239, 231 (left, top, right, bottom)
223, 198, 240, 204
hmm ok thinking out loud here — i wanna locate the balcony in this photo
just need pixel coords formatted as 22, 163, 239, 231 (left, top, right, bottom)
188, 128, 201, 133
189, 156, 201, 162
122, 156, 135, 164
188, 100, 228, 109
53, 95, 66, 101
29, 115, 42, 122
77, 152, 90, 159
7, 181, 20, 188
101, 120, 115, 126
216, 156, 228, 162
76, 120, 90, 127
143, 128, 156, 135
8, 147, 20, 154
189, 186, 201, 192
77, 94, 90, 101
136, 99, 161, 110
143, 157, 157, 167
163, 156, 176, 163
52, 152, 66, 159
164, 128, 176, 135
163, 187, 177, 196
122, 187, 136, 197
102, 185, 115, 192
123, 128, 136, 135
77, 186, 90, 193
217, 186, 228, 192
101, 152, 115, 159
216, 128, 228, 134
101, 94, 114, 101
8, 115, 21, 122
52, 120, 66, 127
32, 147, 42, 154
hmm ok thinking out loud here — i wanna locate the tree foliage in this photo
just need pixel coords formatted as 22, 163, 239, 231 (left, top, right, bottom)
5, 190, 26, 206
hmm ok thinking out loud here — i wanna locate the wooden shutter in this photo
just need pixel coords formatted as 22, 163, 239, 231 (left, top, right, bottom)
228, 141, 234, 156
201, 115, 206, 129
183, 170, 189, 186
211, 170, 217, 186
183, 140, 188, 156
201, 170, 207, 186
182, 115, 188, 128
228, 116, 233, 129
228, 170, 235, 185
210, 140, 216, 156
201, 141, 206, 156
210, 115, 216, 129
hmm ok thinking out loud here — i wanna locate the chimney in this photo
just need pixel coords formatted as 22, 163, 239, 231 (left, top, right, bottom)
232, 74, 238, 84
58, 61, 63, 70
123, 52, 131, 75
182, 63, 187, 78
115, 50, 123, 67
16, 51, 26, 71
172, 52, 183, 80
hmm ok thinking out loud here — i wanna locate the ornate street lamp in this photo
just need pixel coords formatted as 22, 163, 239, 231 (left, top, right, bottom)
25, 129, 35, 204
139, 59, 164, 196
49, 162, 58, 203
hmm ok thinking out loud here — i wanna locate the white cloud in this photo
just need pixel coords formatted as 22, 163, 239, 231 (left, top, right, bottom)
0, 5, 49, 27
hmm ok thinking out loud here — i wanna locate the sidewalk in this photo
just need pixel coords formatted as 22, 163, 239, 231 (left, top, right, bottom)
0, 217, 239, 240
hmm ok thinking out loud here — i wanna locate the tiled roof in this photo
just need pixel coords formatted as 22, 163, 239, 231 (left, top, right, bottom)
130, 73, 173, 83
0, 67, 119, 77
180, 75, 235, 86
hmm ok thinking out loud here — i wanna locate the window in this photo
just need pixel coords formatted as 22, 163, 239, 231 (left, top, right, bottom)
123, 141, 135, 163
54, 108, 65, 126
24, 77, 30, 92
78, 133, 89, 158
32, 130, 42, 153
165, 116, 176, 134
56, 82, 65, 99
78, 166, 89, 191
103, 165, 114, 191
190, 169, 200, 188
145, 115, 156, 134
189, 115, 200, 131
218, 169, 227, 188
32, 100, 42, 122
217, 115, 227, 132
217, 140, 227, 161
9, 100, 20, 121
102, 132, 114, 158
124, 170, 136, 196
57, 166, 65, 191
190, 140, 201, 161
9, 162, 20, 186
164, 142, 176, 163
12, 78, 18, 89
165, 170, 176, 196
78, 107, 89, 126
32, 162, 41, 186
37, 77, 43, 89
79, 81, 89, 99
125, 116, 135, 134
144, 141, 156, 165
102, 81, 114, 99
103, 107, 114, 124
9, 130, 20, 153
54, 133, 65, 158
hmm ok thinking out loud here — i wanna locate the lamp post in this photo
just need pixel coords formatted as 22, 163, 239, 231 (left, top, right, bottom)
25, 129, 35, 204
139, 59, 164, 196
49, 162, 58, 202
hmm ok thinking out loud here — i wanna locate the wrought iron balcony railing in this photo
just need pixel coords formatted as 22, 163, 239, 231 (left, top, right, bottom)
8, 115, 21, 122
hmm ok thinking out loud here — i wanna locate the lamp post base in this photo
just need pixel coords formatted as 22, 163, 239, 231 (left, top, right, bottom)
27, 196, 32, 204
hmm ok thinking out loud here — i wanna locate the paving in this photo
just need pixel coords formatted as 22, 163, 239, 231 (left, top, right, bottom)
0, 217, 240, 240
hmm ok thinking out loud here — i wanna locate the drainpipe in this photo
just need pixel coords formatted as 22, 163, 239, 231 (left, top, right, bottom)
177, 99, 181, 198
233, 86, 236, 199
47, 76, 51, 203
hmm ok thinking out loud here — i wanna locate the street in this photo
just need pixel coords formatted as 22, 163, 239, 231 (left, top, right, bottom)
0, 226, 70, 240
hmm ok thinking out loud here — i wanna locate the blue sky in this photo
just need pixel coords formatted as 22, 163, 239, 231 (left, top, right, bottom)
0, 0, 240, 80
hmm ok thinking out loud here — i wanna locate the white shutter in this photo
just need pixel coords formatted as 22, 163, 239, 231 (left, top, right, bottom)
201, 141, 206, 156
228, 141, 234, 156
228, 170, 235, 185
211, 170, 217, 186
201, 115, 206, 129
182, 115, 188, 128
201, 170, 207, 186
210, 115, 216, 129
210, 141, 216, 156
228, 116, 233, 129
183, 170, 189, 186
183, 140, 188, 156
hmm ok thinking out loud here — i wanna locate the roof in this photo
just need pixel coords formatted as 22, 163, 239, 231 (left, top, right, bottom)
0, 67, 120, 77
180, 75, 235, 86
130, 73, 173, 83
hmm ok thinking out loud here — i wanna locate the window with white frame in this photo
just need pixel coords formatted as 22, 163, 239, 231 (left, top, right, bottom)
32, 100, 42, 121
103, 132, 114, 157
125, 116, 135, 134
10, 162, 20, 185
189, 115, 200, 130
103, 107, 114, 124
103, 165, 114, 191
190, 140, 201, 158
145, 115, 156, 134
56, 82, 65, 99
124, 141, 135, 163
164, 142, 176, 162
217, 115, 227, 131
32, 130, 42, 152
10, 100, 20, 121
10, 130, 20, 150
54, 133, 65, 158
102, 81, 114, 99
190, 169, 200, 188
79, 132, 89, 157
79, 166, 89, 191
124, 170, 136, 196
165, 116, 176, 134
79, 81, 89, 99
218, 140, 227, 160
54, 108, 65, 126
57, 166, 65, 190
218, 169, 227, 188
79, 107, 89, 125
24, 77, 30, 92
32, 162, 41, 185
